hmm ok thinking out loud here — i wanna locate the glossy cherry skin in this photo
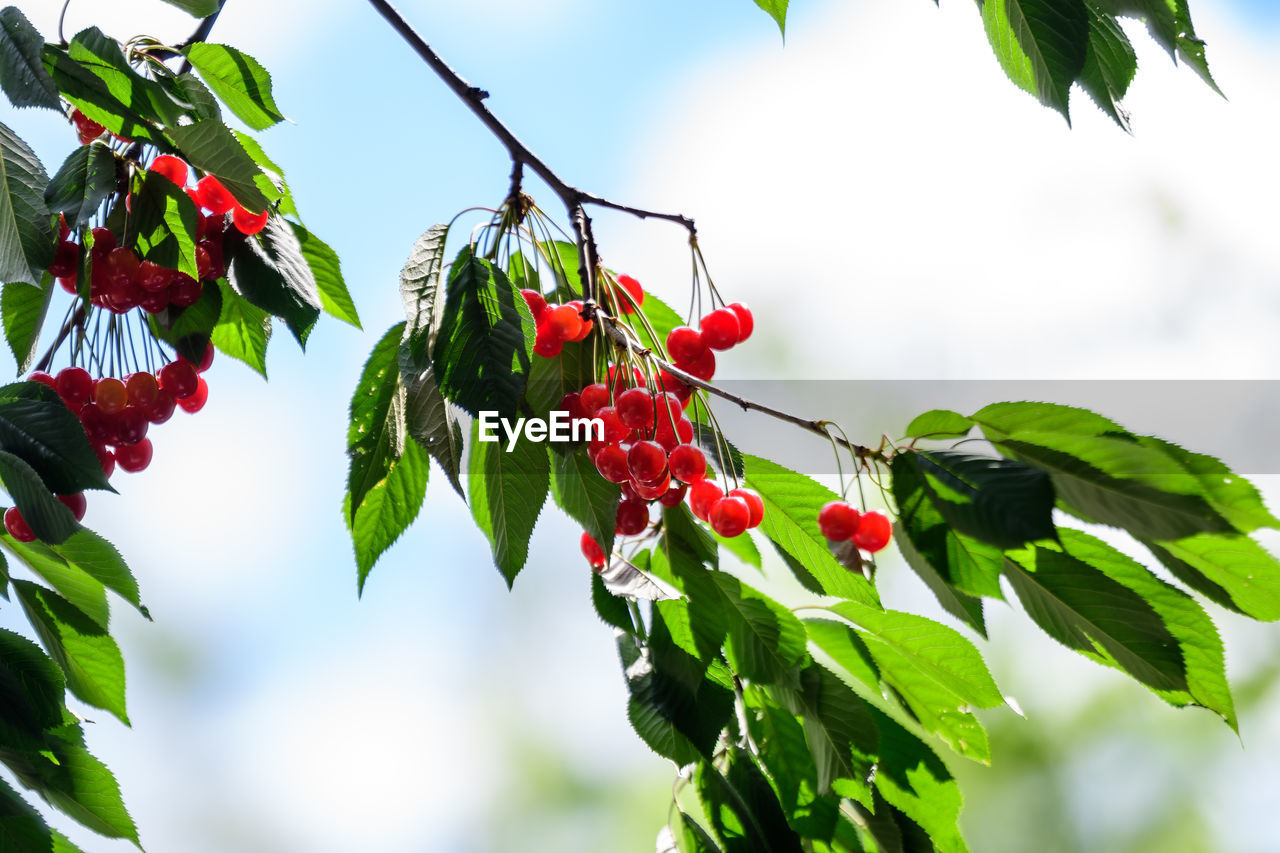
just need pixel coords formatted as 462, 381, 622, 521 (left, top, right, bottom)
688, 480, 724, 521
57, 493, 87, 522
520, 289, 548, 324
633, 471, 672, 501
144, 388, 176, 425
114, 438, 153, 473
544, 304, 583, 342
194, 175, 236, 214
114, 407, 150, 446
4, 507, 36, 542
656, 370, 692, 403
55, 367, 94, 408
682, 348, 716, 382
169, 273, 202, 307
851, 510, 892, 553
659, 482, 688, 507
89, 227, 116, 256
668, 444, 707, 483
125, 372, 160, 409
232, 205, 269, 235
594, 407, 630, 443
195, 340, 215, 373
709, 496, 750, 537
581, 531, 606, 570
28, 371, 56, 390
614, 274, 644, 313
49, 240, 79, 278
137, 260, 172, 293
159, 360, 199, 399
93, 377, 128, 415
700, 308, 741, 351
616, 499, 650, 536
627, 440, 668, 484
533, 326, 563, 358
818, 501, 861, 541
616, 388, 655, 430
78, 403, 115, 444
667, 327, 707, 365
727, 303, 754, 343
728, 488, 764, 528
149, 154, 189, 187
594, 443, 631, 484
579, 383, 610, 415
93, 443, 115, 478
177, 376, 208, 413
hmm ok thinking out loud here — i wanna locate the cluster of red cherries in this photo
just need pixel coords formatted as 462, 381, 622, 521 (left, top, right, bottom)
818, 500, 892, 553
46, 155, 268, 315
3, 348, 213, 543
664, 301, 754, 382
526, 274, 649, 359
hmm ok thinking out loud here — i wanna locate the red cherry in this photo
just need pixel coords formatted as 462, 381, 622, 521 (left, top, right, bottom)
78, 403, 114, 443
627, 440, 668, 483
594, 443, 631, 483
533, 326, 563, 358
196, 340, 215, 372
659, 482, 688, 508
58, 214, 70, 240
614, 274, 644, 314
581, 531, 606, 570
198, 211, 226, 242
71, 110, 105, 143
28, 371, 56, 390
232, 205, 269, 236
520, 289, 547, 323
595, 407, 630, 443
616, 388, 655, 430
137, 260, 172, 293
194, 175, 236, 215
728, 488, 764, 528
177, 376, 208, 413
818, 501, 861, 541
57, 493, 87, 522
55, 367, 94, 408
653, 415, 694, 452
94, 377, 128, 415
709, 496, 750, 537
580, 383, 610, 415
196, 239, 224, 280
606, 365, 644, 396
656, 370, 691, 403
144, 387, 176, 425
139, 288, 171, 314
106, 246, 140, 279
89, 227, 115, 256
667, 327, 707, 365
4, 507, 36, 542
616, 499, 650, 536
633, 472, 672, 501
115, 438, 153, 473
557, 392, 587, 425
159, 360, 199, 399
851, 510, 892, 553
48, 240, 79, 278
169, 273, 202, 307
93, 443, 115, 478
104, 272, 143, 313
115, 407, 149, 445
122, 373, 159, 409
727, 303, 754, 343
682, 348, 716, 382
700, 308, 741, 351
149, 154, 189, 187
668, 444, 707, 483
564, 300, 593, 342
58, 275, 78, 294
544, 304, 583, 342
689, 480, 723, 521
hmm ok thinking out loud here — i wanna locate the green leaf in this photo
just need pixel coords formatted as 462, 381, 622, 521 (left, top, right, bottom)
692, 422, 745, 483
550, 448, 620, 557
1098, 0, 1220, 93
742, 687, 836, 840
347, 323, 406, 526
908, 449, 1055, 549
226, 216, 321, 348
870, 709, 969, 853
148, 275, 220, 364
980, 0, 1090, 121
12, 580, 127, 724
64, 28, 181, 129
591, 570, 632, 633
752, 0, 789, 36
232, 130, 290, 212
0, 120, 53, 286
782, 663, 878, 804
183, 43, 285, 131
633, 292, 685, 355
0, 8, 59, 111
1146, 534, 1280, 622
2, 278, 53, 373
745, 455, 880, 606
211, 279, 271, 376
1137, 435, 1279, 533
400, 224, 449, 370
2, 536, 108, 629
24, 528, 142, 616
715, 527, 761, 569
0, 774, 56, 851
400, 356, 464, 500
0, 381, 110, 494
350, 438, 429, 595
1079, 2, 1137, 130
126, 168, 199, 279
713, 573, 808, 684
525, 337, 593, 424
433, 248, 535, 422
165, 120, 270, 212
291, 222, 358, 328
172, 72, 222, 121
0, 627, 66, 741
42, 45, 161, 145
672, 810, 724, 853
160, 0, 220, 16
902, 409, 973, 440
697, 750, 804, 852
0, 450, 79, 545
468, 418, 549, 586
44, 143, 117, 229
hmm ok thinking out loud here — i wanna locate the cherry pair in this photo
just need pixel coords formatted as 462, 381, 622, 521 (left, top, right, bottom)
817, 501, 892, 553
665, 303, 753, 382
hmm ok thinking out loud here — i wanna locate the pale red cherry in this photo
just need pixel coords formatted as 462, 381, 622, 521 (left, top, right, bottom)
594, 443, 631, 484
149, 154, 189, 187
667, 326, 707, 365
627, 440, 668, 484
232, 205, 269, 235
579, 383, 610, 415
194, 175, 236, 215
616, 388, 655, 430
520, 289, 548, 323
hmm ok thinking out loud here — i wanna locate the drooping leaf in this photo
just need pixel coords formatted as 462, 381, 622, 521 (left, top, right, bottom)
671, 810, 724, 853
0, 773, 57, 851
696, 750, 804, 852
525, 337, 593, 424
433, 248, 535, 422
713, 572, 808, 684
715, 527, 762, 569
550, 447, 620, 557
0, 627, 66, 742
468, 418, 549, 586
1145, 534, 1280, 622
64, 27, 181, 128
400, 224, 449, 370
2, 278, 53, 374
980, 0, 1090, 121
350, 438, 429, 595
902, 409, 973, 440
752, 0, 790, 37
869, 709, 969, 853
42, 44, 162, 145
777, 663, 878, 804
2, 535, 109, 629
172, 72, 222, 121
745, 455, 880, 606
44, 143, 117, 229
0, 8, 59, 111
0, 450, 79, 545
183, 43, 285, 130
226, 215, 321, 347
742, 686, 837, 840
0, 381, 110, 494
400, 356, 464, 499
600, 549, 675, 602
165, 120, 270, 212
907, 448, 1056, 549
12, 580, 127, 724
346, 323, 406, 526
126, 168, 199, 279
1079, 1, 1137, 130
0, 120, 52, 286
291, 222, 358, 328
231, 129, 288, 211
211, 279, 271, 376
590, 570, 633, 632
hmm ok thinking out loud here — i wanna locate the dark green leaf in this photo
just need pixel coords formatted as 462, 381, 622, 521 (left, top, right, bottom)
692, 421, 744, 482
713, 573, 807, 684
1146, 534, 1280, 622
1079, 2, 1137, 130
0, 627, 65, 741
0, 8, 59, 111
525, 337, 593, 423
902, 409, 973, 440
869, 709, 968, 853
590, 570, 632, 632
468, 418, 549, 586
148, 275, 220, 364
183, 43, 285, 130
551, 447, 620, 556
2, 278, 53, 373
12, 580, 127, 724
211, 279, 270, 376
291, 222, 358, 328
742, 686, 836, 840
350, 438, 429, 595
44, 143, 117, 228
0, 774, 56, 851
433, 248, 535, 422
0, 450, 79, 544
672, 810, 724, 853
232, 130, 290, 212
42, 45, 162, 145
0, 381, 110, 494
172, 72, 221, 121
227, 216, 321, 348
697, 750, 804, 852
400, 224, 449, 370
980, 0, 1090, 121
908, 448, 1055, 549
346, 323, 406, 526
0, 120, 53, 286
165, 120, 270, 212
126, 168, 199, 279
752, 0, 789, 36
1137, 435, 1279, 533
65, 28, 181, 128
400, 356, 464, 499
745, 455, 880, 606
779, 663, 878, 804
